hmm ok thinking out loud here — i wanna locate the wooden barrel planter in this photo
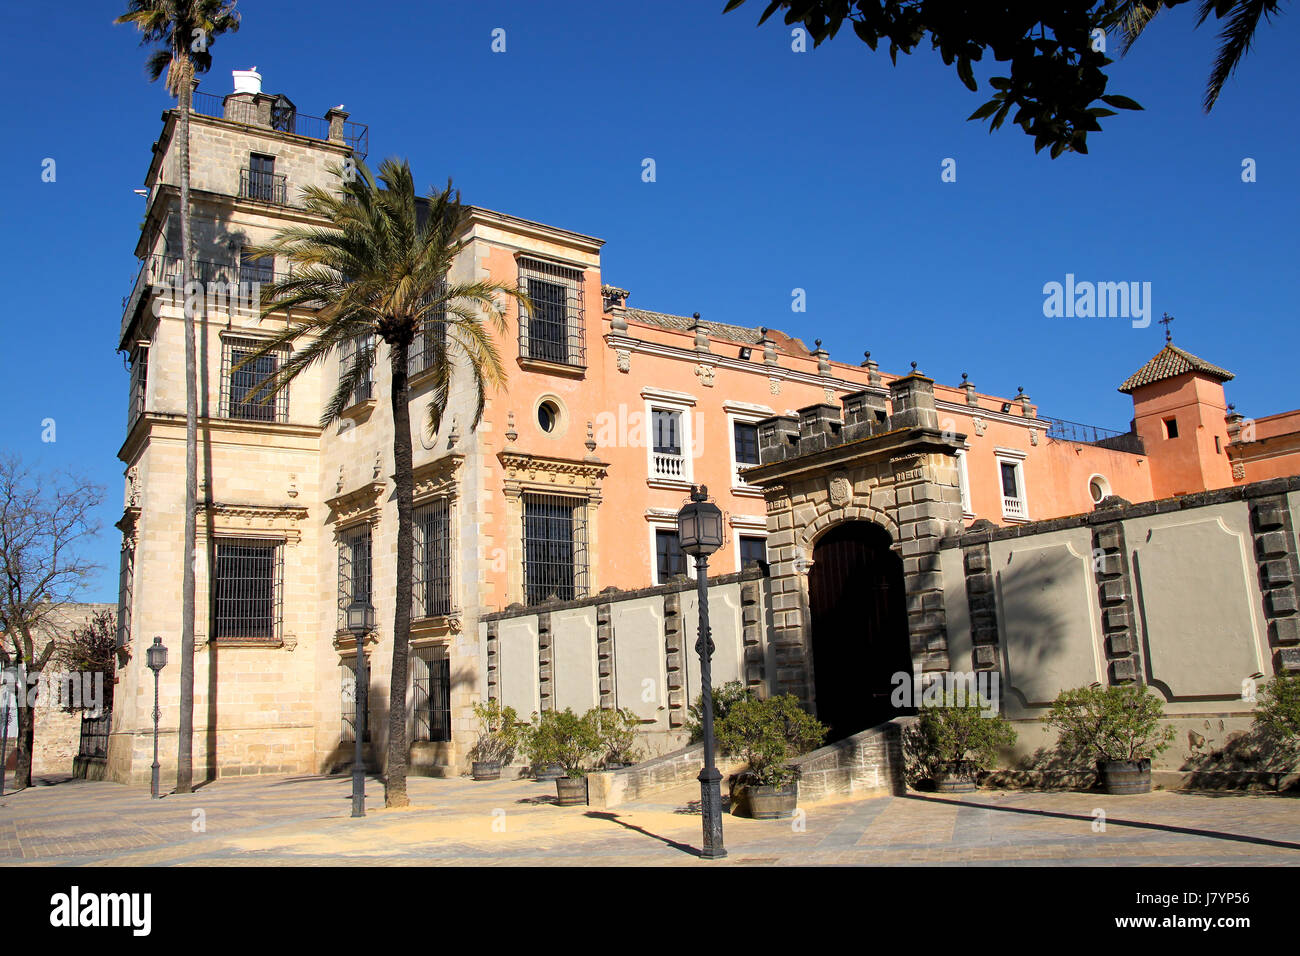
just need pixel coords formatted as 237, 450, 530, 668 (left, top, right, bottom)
471, 761, 501, 781
747, 783, 799, 820
554, 776, 588, 806
535, 763, 563, 782
1101, 759, 1152, 795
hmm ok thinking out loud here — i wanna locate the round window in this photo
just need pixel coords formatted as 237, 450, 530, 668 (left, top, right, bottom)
537, 401, 559, 433
1089, 476, 1110, 504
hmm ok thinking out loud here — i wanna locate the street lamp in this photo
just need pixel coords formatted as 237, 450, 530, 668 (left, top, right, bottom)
347, 598, 375, 818
677, 484, 727, 860
146, 637, 168, 799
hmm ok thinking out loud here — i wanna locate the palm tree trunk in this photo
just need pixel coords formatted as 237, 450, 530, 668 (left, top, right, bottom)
175, 61, 198, 795
386, 341, 413, 807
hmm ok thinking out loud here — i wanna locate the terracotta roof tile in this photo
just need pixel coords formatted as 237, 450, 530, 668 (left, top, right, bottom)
624, 308, 809, 354
1118, 344, 1234, 393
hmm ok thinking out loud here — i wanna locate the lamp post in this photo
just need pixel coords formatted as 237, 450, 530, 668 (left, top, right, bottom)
677, 484, 727, 860
347, 598, 375, 818
145, 637, 168, 799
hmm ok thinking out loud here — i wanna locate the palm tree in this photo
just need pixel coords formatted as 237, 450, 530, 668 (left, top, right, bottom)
1115, 0, 1286, 110
244, 158, 523, 807
116, 0, 240, 795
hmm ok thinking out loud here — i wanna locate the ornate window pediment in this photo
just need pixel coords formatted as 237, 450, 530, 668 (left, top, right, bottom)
199, 502, 310, 542
413, 454, 464, 504
325, 481, 386, 527
498, 451, 608, 498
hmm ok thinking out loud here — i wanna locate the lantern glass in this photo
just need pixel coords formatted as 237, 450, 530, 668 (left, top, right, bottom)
347, 599, 375, 636
678, 500, 723, 557
146, 637, 167, 672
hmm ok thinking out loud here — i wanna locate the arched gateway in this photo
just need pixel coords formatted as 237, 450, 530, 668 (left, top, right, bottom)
807, 521, 914, 738
743, 370, 968, 738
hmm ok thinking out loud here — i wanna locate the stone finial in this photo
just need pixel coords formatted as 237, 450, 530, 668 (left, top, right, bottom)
961, 372, 978, 407
585, 420, 598, 459
447, 415, 461, 449
1017, 387, 1034, 419
692, 312, 710, 352
505, 411, 518, 445
861, 350, 881, 387
813, 339, 831, 376
602, 284, 630, 331
760, 327, 778, 366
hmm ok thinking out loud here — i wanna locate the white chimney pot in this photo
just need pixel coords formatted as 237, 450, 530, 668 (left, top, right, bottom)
232, 69, 262, 95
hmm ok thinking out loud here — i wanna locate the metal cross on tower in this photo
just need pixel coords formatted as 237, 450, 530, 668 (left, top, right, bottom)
1159, 312, 1175, 343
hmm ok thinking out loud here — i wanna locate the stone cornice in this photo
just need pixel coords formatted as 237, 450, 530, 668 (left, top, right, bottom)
116, 506, 143, 550
325, 481, 387, 527
412, 454, 464, 502
499, 450, 609, 495
744, 427, 960, 487
198, 502, 310, 542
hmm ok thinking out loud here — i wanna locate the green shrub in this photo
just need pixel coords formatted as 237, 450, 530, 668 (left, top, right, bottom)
715, 694, 827, 788
905, 692, 1017, 783
1252, 674, 1300, 770
1045, 684, 1175, 764
686, 681, 756, 744
590, 707, 642, 767
468, 700, 519, 765
523, 708, 602, 779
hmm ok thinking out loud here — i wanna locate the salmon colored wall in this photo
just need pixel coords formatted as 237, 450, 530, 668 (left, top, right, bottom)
1131, 374, 1234, 497
463, 224, 1170, 610
1230, 409, 1300, 483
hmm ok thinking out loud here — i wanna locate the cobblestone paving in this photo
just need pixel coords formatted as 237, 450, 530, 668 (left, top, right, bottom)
1, 774, 1297, 866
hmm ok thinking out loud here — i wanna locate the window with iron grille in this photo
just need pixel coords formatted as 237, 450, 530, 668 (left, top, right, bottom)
411, 645, 451, 743
337, 525, 373, 629
413, 498, 452, 618
221, 337, 289, 422
211, 537, 283, 641
127, 345, 148, 429
409, 282, 447, 378
518, 257, 584, 367
340, 657, 370, 743
339, 333, 375, 405
523, 493, 588, 605
116, 545, 134, 648
656, 529, 687, 584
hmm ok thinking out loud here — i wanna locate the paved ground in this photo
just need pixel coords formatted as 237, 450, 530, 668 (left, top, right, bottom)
1, 773, 1297, 866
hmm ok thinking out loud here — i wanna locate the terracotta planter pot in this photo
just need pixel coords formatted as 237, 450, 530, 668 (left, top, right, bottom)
1101, 759, 1151, 795
555, 776, 588, 806
471, 760, 501, 781
746, 782, 799, 819
935, 761, 977, 793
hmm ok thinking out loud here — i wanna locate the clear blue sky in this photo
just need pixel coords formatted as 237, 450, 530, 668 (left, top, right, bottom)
2, 1, 1297, 602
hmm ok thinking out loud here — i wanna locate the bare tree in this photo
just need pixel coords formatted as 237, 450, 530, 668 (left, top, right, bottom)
0, 456, 104, 788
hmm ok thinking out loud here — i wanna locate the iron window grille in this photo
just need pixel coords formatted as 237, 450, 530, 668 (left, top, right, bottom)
339, 333, 375, 405
518, 257, 585, 367
127, 344, 148, 429
522, 492, 589, 605
340, 657, 370, 743
77, 711, 110, 760
211, 537, 283, 642
656, 529, 687, 584
411, 645, 452, 743
337, 525, 373, 630
413, 498, 453, 618
116, 546, 134, 648
408, 282, 447, 378
221, 337, 290, 422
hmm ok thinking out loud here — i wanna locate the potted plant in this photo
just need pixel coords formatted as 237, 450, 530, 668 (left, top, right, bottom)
1045, 683, 1176, 794
526, 708, 603, 805
468, 700, 518, 781
519, 714, 563, 782
591, 707, 642, 770
1249, 673, 1300, 787
907, 691, 1017, 792
686, 681, 755, 744
715, 694, 826, 819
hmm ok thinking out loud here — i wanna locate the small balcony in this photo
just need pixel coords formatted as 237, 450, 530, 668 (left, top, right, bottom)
240, 167, 288, 205
652, 450, 686, 482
